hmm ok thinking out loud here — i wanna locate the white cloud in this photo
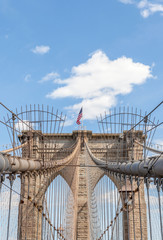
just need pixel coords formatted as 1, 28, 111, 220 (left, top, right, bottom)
65, 94, 117, 120
64, 119, 75, 127
63, 113, 77, 127
31, 45, 50, 55
39, 72, 59, 83
141, 8, 150, 17
119, 0, 134, 4
119, 0, 163, 17
47, 50, 153, 120
24, 74, 31, 82
138, 0, 148, 8
139, 0, 163, 17
153, 139, 163, 146
15, 120, 34, 131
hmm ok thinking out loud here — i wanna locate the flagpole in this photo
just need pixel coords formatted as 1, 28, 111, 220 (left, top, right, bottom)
82, 106, 83, 130
76, 107, 83, 130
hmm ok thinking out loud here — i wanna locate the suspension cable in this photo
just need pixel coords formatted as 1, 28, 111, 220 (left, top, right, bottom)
125, 101, 163, 135
1, 180, 66, 240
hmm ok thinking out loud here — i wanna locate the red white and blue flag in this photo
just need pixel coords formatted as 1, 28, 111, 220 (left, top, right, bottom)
76, 108, 83, 125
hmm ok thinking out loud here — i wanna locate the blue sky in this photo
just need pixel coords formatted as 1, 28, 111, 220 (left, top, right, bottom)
0, 0, 163, 144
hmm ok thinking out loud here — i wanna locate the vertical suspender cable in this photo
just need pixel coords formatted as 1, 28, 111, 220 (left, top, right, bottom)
53, 179, 57, 240
41, 196, 45, 240
106, 175, 109, 240
51, 178, 54, 239
44, 193, 47, 240
47, 179, 50, 239
36, 175, 41, 240
32, 174, 36, 238
125, 175, 130, 240
137, 178, 143, 240
146, 178, 153, 240
57, 177, 59, 238
102, 177, 104, 235
25, 174, 30, 240
104, 178, 106, 240
6, 175, 14, 240
130, 176, 136, 240
157, 179, 163, 240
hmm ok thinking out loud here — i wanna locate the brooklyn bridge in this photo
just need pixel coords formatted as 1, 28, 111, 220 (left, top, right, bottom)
0, 102, 162, 240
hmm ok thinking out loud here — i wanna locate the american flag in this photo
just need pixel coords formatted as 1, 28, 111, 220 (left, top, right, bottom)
76, 108, 83, 125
